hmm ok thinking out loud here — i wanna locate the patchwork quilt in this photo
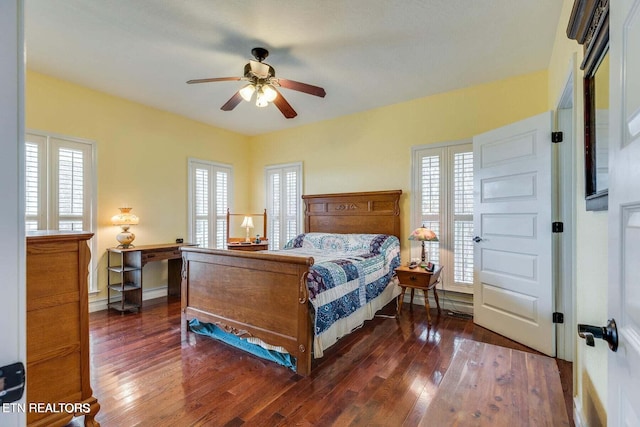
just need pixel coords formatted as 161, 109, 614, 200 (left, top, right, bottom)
282, 233, 401, 336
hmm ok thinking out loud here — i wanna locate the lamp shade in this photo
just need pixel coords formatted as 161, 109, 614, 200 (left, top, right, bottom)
262, 84, 278, 102
240, 216, 254, 229
408, 226, 438, 242
239, 84, 256, 102
111, 207, 139, 226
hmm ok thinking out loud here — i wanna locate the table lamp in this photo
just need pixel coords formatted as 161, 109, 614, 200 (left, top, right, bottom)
240, 216, 254, 242
111, 207, 140, 248
408, 225, 438, 265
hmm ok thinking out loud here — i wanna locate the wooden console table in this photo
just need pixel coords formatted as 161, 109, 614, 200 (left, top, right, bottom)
421, 340, 570, 426
107, 243, 195, 312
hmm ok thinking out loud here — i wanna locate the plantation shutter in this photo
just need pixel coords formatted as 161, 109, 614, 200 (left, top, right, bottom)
419, 154, 441, 265
284, 169, 299, 243
267, 170, 282, 249
452, 147, 474, 285
193, 166, 210, 247
413, 142, 474, 292
266, 162, 302, 249
25, 135, 46, 231
189, 159, 233, 249
215, 169, 229, 249
54, 142, 88, 231
25, 133, 93, 233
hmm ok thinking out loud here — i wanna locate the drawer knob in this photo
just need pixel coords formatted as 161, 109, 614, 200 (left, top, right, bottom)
410, 276, 417, 281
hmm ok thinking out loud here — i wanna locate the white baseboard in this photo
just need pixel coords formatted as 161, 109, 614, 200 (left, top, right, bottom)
89, 286, 169, 313
402, 287, 474, 316
573, 396, 585, 427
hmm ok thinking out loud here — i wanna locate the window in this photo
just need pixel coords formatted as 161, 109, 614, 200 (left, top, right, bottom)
188, 158, 233, 248
25, 131, 97, 289
25, 132, 95, 231
265, 162, 302, 249
412, 141, 474, 292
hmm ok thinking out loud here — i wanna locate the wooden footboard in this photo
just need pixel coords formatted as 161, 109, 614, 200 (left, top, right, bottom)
180, 247, 314, 376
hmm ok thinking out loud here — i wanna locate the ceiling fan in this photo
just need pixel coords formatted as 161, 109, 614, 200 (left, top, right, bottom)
186, 47, 326, 119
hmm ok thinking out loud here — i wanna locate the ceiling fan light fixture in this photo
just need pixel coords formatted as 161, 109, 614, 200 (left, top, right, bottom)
239, 84, 255, 102
262, 84, 278, 102
186, 47, 325, 119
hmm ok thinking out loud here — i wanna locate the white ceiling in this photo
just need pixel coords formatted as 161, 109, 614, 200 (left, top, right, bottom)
25, 0, 563, 136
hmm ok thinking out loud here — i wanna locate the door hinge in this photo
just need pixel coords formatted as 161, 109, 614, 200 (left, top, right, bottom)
552, 131, 563, 143
553, 312, 564, 324
552, 222, 564, 233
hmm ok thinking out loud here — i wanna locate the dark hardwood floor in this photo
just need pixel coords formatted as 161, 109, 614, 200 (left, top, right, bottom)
86, 297, 573, 426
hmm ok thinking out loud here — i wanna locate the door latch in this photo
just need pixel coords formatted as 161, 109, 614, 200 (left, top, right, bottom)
0, 362, 25, 404
578, 318, 618, 352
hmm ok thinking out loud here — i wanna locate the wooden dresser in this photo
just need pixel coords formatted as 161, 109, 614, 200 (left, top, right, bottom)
26, 231, 100, 427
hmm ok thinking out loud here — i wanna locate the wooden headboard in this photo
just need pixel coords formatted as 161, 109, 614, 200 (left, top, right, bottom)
302, 190, 402, 238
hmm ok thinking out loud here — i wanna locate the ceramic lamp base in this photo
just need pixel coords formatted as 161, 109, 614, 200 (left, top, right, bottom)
116, 229, 135, 248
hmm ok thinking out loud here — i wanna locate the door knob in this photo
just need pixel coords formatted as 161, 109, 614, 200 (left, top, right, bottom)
473, 236, 483, 243
578, 318, 618, 352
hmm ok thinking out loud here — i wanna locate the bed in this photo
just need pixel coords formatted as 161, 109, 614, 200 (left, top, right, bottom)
180, 190, 402, 376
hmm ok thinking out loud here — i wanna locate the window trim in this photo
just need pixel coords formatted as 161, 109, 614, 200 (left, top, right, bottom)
411, 139, 473, 294
26, 129, 98, 292
187, 157, 234, 249
265, 161, 303, 249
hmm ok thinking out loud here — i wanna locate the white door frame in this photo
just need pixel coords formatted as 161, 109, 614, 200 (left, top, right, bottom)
555, 58, 577, 362
0, 1, 26, 425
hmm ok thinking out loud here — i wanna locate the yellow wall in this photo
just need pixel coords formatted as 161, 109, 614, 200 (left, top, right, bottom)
26, 68, 549, 300
548, 0, 608, 425
26, 70, 251, 300
249, 70, 549, 262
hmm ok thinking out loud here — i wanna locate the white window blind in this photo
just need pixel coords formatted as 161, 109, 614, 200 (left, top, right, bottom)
266, 162, 302, 249
25, 137, 45, 231
57, 147, 85, 231
188, 159, 232, 249
25, 133, 94, 231
412, 141, 474, 292
453, 150, 474, 284
25, 131, 96, 289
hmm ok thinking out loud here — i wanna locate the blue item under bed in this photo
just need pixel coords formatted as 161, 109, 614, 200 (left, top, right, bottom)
188, 318, 296, 370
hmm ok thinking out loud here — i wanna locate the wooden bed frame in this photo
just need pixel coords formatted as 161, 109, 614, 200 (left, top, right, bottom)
180, 190, 401, 375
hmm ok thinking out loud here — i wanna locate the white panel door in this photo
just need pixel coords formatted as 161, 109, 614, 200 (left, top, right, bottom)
473, 112, 554, 356
608, 0, 640, 424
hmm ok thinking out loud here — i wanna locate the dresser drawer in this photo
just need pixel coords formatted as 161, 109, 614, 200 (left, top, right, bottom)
142, 249, 182, 263
395, 270, 432, 288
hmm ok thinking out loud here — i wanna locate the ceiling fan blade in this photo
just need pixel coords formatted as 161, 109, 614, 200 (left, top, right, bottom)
186, 77, 241, 84
272, 89, 297, 119
276, 78, 326, 98
221, 92, 244, 111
